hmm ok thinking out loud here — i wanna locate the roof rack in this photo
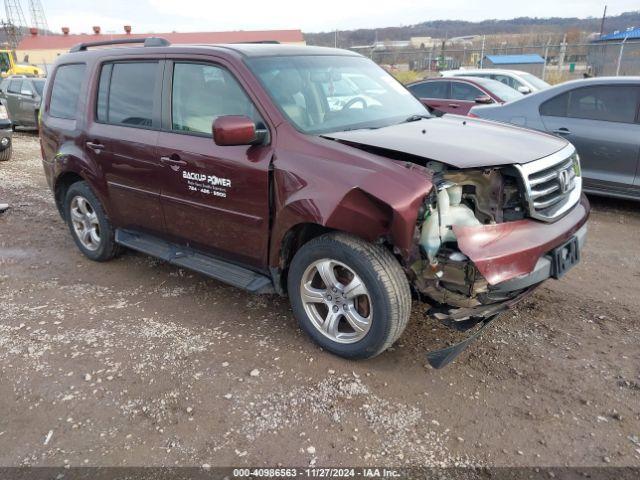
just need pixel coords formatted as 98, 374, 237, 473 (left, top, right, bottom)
233, 40, 280, 44
69, 37, 171, 53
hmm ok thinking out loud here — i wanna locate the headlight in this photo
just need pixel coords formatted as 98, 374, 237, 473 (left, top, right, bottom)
0, 104, 8, 120
573, 154, 581, 177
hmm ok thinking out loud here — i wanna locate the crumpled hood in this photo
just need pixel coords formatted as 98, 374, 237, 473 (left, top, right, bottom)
322, 115, 568, 169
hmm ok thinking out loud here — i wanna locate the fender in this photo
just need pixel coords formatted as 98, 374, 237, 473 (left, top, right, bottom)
268, 157, 432, 268
46, 141, 112, 219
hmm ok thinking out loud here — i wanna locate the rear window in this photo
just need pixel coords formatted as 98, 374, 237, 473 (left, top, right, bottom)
96, 61, 159, 127
33, 79, 45, 96
50, 64, 85, 120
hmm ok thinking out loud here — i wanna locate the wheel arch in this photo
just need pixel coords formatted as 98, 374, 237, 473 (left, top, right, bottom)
270, 189, 399, 295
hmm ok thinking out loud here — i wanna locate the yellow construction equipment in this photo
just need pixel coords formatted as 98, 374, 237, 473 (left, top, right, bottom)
0, 49, 44, 77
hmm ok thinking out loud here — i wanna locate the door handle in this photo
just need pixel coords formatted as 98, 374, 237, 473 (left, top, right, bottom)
553, 128, 571, 135
448, 103, 459, 108
85, 141, 105, 151
160, 155, 187, 167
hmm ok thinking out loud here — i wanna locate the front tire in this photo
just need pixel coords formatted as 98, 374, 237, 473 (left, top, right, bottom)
287, 233, 411, 359
64, 181, 120, 262
0, 144, 11, 161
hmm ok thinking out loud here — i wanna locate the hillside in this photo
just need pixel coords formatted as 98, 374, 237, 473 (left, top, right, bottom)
305, 10, 640, 47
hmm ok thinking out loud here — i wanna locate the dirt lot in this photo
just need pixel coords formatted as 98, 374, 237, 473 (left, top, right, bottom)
1, 132, 639, 468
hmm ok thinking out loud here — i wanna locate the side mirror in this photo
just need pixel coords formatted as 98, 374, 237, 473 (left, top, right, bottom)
517, 86, 532, 94
474, 95, 493, 104
212, 115, 264, 146
20, 89, 33, 97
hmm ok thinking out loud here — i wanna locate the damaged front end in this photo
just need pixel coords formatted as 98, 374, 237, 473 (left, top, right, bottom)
407, 146, 588, 367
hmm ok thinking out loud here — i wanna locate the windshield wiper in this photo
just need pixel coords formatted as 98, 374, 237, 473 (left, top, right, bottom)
403, 114, 430, 123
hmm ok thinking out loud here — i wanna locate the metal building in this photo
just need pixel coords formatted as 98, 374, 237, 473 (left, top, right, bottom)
482, 54, 546, 76
589, 27, 640, 76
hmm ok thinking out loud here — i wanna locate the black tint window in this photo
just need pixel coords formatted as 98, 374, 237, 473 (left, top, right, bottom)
451, 82, 483, 101
540, 92, 569, 117
408, 82, 448, 99
171, 63, 261, 134
8, 79, 22, 94
98, 62, 158, 127
567, 86, 638, 123
50, 64, 85, 120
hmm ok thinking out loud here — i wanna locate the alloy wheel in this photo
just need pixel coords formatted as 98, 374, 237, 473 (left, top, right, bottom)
300, 258, 372, 344
70, 195, 101, 251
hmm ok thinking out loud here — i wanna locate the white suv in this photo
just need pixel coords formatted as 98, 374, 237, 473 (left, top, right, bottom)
440, 69, 550, 94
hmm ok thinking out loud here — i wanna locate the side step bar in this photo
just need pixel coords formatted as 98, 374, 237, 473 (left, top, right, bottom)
115, 229, 275, 294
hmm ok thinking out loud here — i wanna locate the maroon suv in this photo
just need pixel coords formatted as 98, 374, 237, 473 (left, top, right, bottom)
40, 38, 589, 367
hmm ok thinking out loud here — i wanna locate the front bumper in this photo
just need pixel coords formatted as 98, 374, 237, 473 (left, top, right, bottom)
452, 194, 590, 285
425, 197, 590, 367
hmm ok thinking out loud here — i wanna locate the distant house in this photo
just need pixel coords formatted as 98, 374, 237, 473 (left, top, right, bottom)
17, 27, 305, 72
588, 27, 640, 76
483, 54, 545, 76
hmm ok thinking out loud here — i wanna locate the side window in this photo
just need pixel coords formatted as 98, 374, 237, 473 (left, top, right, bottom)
451, 82, 483, 101
567, 86, 638, 123
50, 64, 86, 120
8, 79, 22, 94
540, 92, 569, 117
491, 74, 519, 89
171, 62, 261, 135
408, 82, 448, 99
21, 81, 33, 95
96, 62, 159, 127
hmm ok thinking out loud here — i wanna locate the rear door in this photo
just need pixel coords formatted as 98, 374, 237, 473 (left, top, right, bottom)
406, 81, 450, 115
17, 79, 39, 125
6, 78, 22, 122
84, 59, 165, 234
540, 84, 640, 195
157, 59, 273, 268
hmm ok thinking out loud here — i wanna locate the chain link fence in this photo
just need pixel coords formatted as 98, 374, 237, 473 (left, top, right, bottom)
363, 40, 640, 83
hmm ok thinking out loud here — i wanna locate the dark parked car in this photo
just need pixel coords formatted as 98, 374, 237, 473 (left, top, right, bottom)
40, 39, 589, 366
0, 101, 12, 160
0, 75, 45, 129
406, 76, 523, 116
470, 77, 640, 200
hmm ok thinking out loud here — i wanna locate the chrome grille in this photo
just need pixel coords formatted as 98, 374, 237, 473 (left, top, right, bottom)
516, 145, 582, 222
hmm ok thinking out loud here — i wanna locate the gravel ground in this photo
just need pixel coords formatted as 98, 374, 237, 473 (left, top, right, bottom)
0, 132, 639, 468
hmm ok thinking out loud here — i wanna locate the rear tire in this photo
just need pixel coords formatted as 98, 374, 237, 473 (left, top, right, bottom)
287, 233, 411, 359
64, 181, 120, 262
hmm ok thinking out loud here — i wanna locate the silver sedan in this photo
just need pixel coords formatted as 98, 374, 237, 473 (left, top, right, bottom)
470, 77, 640, 201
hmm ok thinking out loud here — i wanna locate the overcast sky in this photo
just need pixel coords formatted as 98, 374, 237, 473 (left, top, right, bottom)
35, 0, 638, 34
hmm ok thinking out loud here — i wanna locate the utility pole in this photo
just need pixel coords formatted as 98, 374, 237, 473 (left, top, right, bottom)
616, 36, 628, 76
334, 29, 338, 48
542, 38, 551, 81
600, 5, 607, 37
558, 33, 567, 69
480, 35, 485, 68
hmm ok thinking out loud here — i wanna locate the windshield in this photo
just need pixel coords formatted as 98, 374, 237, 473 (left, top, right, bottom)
246, 55, 429, 134
33, 79, 45, 96
520, 73, 550, 90
473, 78, 523, 102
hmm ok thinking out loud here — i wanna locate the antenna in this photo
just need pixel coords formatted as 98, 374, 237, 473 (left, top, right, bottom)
28, 0, 48, 35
